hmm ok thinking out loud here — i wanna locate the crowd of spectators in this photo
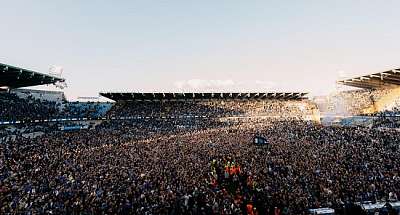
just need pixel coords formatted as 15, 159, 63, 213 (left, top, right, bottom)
106, 100, 318, 120
2, 92, 400, 214
1, 91, 319, 123
323, 89, 391, 116
0, 93, 60, 122
1, 118, 399, 214
62, 102, 112, 119
367, 95, 400, 129
317, 88, 400, 128
0, 92, 111, 122
371, 109, 400, 129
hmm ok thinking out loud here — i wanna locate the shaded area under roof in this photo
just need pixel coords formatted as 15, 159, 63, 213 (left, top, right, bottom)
100, 92, 308, 102
0, 63, 65, 88
337, 68, 400, 89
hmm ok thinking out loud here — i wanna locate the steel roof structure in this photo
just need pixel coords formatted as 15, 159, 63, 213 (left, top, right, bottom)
100, 92, 308, 102
0, 63, 65, 88
337, 68, 400, 89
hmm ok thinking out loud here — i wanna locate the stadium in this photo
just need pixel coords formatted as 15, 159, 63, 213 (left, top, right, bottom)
1, 61, 400, 215
2, 1, 400, 214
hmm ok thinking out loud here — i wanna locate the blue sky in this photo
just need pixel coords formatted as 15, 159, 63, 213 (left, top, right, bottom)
1, 0, 400, 99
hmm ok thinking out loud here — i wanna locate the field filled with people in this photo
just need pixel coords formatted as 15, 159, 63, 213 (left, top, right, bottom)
2, 120, 399, 214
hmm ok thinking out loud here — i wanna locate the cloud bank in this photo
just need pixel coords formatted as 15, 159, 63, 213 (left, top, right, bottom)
173, 79, 277, 92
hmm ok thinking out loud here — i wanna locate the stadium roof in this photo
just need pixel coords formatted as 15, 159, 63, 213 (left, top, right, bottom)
337, 68, 400, 89
100, 92, 308, 102
0, 63, 65, 88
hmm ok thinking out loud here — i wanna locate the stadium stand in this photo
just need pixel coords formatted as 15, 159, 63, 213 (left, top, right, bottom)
0, 91, 112, 123
61, 102, 113, 119
335, 68, 400, 114
332, 68, 400, 128
1, 63, 400, 214
0, 63, 111, 124
318, 89, 392, 116
101, 92, 319, 121
0, 92, 61, 122
0, 63, 64, 122
12, 88, 65, 103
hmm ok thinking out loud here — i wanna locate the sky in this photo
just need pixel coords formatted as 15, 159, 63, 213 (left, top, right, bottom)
1, 0, 400, 100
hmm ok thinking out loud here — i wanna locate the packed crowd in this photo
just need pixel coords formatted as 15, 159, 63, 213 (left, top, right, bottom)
62, 102, 112, 119
0, 92, 111, 122
318, 88, 400, 128
323, 89, 391, 116
371, 114, 400, 129
0, 92, 318, 123
1, 118, 399, 214
369, 95, 400, 128
106, 100, 318, 120
2, 92, 400, 214
0, 93, 60, 122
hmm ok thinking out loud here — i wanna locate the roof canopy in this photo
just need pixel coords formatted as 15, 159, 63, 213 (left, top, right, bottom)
0, 63, 65, 88
337, 68, 400, 89
100, 92, 308, 102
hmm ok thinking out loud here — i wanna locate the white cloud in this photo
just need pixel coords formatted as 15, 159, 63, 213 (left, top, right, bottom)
174, 79, 235, 91
253, 80, 277, 89
173, 79, 277, 92
337, 70, 348, 79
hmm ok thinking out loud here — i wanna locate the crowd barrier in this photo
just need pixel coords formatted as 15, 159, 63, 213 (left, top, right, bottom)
308, 201, 400, 214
